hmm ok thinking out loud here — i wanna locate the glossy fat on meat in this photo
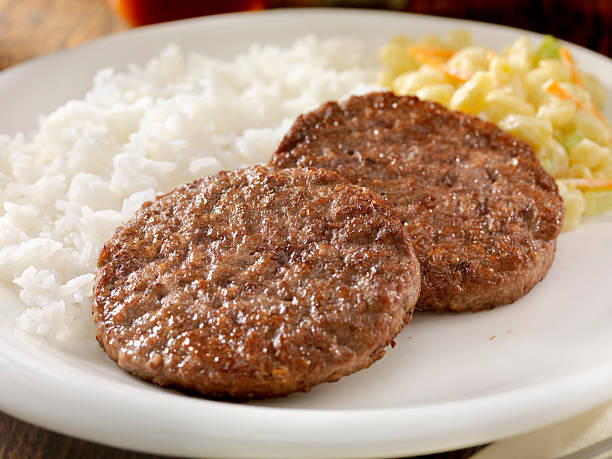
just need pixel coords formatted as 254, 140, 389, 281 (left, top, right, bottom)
93, 166, 420, 399
271, 92, 564, 312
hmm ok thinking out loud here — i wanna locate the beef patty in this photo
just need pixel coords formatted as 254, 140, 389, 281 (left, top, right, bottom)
271, 92, 564, 312
93, 165, 420, 400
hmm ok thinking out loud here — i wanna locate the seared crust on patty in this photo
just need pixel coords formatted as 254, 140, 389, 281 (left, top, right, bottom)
93, 165, 420, 399
271, 92, 564, 312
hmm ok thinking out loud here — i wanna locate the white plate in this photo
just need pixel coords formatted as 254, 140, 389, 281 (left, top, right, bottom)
1, 8, 612, 458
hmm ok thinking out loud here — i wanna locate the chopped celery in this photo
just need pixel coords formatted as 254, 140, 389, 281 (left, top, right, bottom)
560, 130, 585, 151
535, 35, 561, 61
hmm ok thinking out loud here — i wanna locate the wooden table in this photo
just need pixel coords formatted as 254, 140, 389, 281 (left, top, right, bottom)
0, 0, 609, 458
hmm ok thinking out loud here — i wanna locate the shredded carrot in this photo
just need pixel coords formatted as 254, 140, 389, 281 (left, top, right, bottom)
561, 178, 612, 190
557, 48, 610, 132
544, 79, 574, 101
544, 80, 610, 130
410, 51, 473, 82
591, 105, 609, 128
560, 47, 584, 86
407, 46, 472, 81
408, 46, 455, 60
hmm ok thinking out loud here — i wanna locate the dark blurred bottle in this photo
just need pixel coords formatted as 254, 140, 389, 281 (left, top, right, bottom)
107, 0, 266, 26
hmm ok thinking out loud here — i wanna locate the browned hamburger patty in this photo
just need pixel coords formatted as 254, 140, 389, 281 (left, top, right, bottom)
271, 92, 564, 312
93, 165, 420, 400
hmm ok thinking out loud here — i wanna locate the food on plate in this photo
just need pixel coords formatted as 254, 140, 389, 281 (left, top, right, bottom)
0, 37, 377, 341
271, 92, 563, 312
93, 166, 420, 399
379, 32, 612, 230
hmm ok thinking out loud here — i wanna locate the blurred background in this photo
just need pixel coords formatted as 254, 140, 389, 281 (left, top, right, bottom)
0, 0, 611, 70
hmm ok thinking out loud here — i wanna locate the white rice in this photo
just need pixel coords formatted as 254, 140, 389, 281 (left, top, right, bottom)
0, 36, 379, 341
